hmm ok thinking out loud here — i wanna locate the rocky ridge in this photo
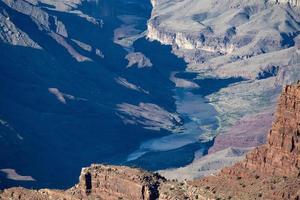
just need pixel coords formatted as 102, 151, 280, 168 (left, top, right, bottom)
0, 0, 103, 60
276, 0, 300, 6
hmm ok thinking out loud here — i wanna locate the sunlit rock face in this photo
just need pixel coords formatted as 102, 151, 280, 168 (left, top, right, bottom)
243, 82, 300, 176
148, 0, 300, 74
275, 0, 300, 7
0, 0, 100, 55
148, 0, 300, 79
0, 164, 165, 200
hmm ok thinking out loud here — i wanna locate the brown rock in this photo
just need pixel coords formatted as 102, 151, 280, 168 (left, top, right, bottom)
73, 164, 164, 200
243, 82, 300, 177
0, 164, 165, 200
192, 82, 300, 200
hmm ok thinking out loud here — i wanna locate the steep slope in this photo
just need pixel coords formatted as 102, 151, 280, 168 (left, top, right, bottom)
243, 82, 300, 176
192, 82, 300, 200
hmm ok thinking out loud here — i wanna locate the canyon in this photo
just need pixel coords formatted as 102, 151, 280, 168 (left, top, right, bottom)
0, 0, 191, 189
148, 0, 300, 179
1, 82, 300, 200
0, 0, 300, 198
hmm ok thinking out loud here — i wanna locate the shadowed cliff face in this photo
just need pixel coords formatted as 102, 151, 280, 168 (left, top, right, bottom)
0, 0, 185, 189
0, 0, 248, 190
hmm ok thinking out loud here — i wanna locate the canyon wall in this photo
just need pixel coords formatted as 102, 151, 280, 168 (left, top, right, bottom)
192, 82, 300, 200
75, 164, 163, 200
0, 164, 165, 200
242, 82, 300, 177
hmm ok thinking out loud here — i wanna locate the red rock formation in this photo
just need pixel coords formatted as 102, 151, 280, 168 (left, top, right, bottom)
192, 82, 300, 200
242, 82, 300, 177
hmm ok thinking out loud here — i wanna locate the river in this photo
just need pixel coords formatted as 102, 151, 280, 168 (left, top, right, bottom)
0, 0, 240, 189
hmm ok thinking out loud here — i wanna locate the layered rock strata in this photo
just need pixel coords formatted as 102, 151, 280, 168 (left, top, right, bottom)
0, 164, 165, 200
242, 82, 300, 176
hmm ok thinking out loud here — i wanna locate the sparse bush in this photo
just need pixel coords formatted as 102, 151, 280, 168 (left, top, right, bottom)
258, 193, 262, 197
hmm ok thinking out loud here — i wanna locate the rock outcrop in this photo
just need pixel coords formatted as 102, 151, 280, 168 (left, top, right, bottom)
275, 0, 300, 7
242, 82, 300, 177
0, 164, 165, 200
0, 164, 206, 200
75, 164, 163, 200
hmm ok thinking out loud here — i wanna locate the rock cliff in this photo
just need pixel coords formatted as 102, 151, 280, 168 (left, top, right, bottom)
275, 0, 300, 7
192, 82, 300, 199
0, 164, 205, 200
0, 164, 165, 200
242, 82, 300, 177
